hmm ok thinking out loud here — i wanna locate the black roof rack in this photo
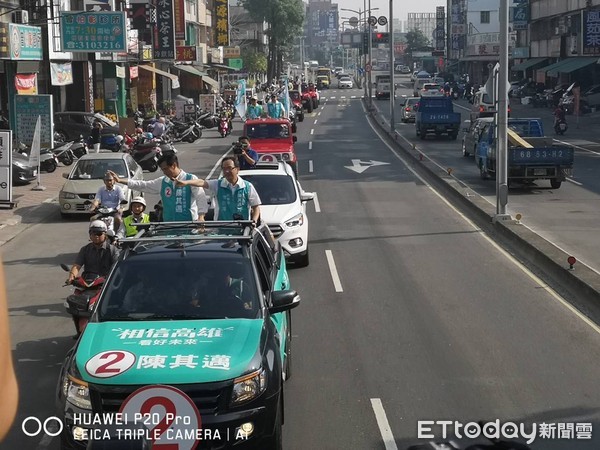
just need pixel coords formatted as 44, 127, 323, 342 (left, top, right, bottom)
120, 221, 255, 246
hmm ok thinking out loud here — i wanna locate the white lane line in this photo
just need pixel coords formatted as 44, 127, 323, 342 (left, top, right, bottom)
325, 250, 343, 292
313, 192, 321, 212
370, 399, 398, 450
554, 138, 600, 155
314, 119, 318, 124
309, 141, 313, 150
309, 160, 314, 173
318, 112, 322, 116
310, 129, 314, 135
341, 96, 346, 99
330, 96, 336, 99
365, 102, 600, 336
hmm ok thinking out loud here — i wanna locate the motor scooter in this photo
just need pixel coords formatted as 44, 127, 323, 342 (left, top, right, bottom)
554, 119, 568, 135
17, 142, 59, 173
218, 115, 230, 138
85, 200, 128, 232
60, 264, 105, 336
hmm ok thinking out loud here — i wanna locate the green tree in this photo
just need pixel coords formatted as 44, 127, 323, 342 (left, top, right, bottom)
405, 29, 431, 66
241, 0, 305, 80
241, 48, 267, 74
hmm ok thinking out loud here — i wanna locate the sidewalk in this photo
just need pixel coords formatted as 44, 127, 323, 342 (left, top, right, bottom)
0, 167, 67, 246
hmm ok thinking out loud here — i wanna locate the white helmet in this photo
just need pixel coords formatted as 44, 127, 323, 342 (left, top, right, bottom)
130, 196, 146, 210
89, 220, 108, 233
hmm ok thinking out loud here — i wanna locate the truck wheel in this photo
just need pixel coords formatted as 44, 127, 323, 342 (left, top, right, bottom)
306, 102, 313, 113
416, 127, 420, 137
550, 179, 562, 189
419, 129, 426, 140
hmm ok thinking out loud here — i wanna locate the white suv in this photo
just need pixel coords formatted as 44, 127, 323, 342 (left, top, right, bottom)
240, 162, 314, 267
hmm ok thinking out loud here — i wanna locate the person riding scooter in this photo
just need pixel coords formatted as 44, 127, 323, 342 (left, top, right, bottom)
553, 105, 568, 135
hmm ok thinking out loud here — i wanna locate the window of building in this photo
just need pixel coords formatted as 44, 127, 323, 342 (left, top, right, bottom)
481, 11, 490, 24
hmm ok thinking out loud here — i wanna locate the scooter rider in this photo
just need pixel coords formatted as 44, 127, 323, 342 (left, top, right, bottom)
89, 172, 125, 232
117, 196, 150, 239
554, 104, 566, 127
66, 221, 120, 284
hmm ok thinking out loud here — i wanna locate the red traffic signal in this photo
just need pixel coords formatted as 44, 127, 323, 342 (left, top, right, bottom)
372, 32, 389, 44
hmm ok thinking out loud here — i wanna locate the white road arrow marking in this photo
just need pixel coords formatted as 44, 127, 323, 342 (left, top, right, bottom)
344, 159, 390, 174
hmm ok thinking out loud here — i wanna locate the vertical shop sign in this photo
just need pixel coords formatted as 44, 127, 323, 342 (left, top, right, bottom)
215, 0, 229, 46
154, 0, 175, 59
174, 0, 185, 40
583, 10, 600, 55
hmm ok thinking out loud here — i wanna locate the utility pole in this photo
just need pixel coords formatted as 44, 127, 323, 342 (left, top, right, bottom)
389, 0, 394, 132
368, 0, 373, 105
495, 0, 510, 220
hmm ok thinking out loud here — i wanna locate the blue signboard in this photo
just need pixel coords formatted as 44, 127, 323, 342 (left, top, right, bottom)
60, 11, 126, 52
583, 10, 600, 55
14, 95, 54, 148
512, 1, 529, 31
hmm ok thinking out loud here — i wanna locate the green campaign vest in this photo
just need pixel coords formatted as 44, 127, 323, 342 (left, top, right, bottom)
161, 173, 193, 221
216, 178, 251, 220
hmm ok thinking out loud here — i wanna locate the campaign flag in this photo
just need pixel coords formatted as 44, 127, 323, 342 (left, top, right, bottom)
281, 76, 291, 117
235, 79, 247, 119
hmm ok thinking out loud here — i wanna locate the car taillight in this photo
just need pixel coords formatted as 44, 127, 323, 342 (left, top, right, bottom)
479, 106, 485, 112
405, 107, 411, 111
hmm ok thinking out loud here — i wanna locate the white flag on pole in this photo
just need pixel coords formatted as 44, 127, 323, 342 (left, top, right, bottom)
29, 115, 41, 170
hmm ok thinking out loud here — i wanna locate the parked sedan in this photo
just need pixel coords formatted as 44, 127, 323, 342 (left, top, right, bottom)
400, 97, 420, 123
58, 153, 143, 217
461, 117, 494, 157
54, 112, 120, 143
12, 152, 37, 185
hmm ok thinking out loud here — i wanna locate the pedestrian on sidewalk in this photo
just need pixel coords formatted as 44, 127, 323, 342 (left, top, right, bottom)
90, 120, 103, 153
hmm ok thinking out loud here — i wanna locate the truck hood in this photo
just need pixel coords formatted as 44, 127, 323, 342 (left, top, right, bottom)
251, 141, 294, 153
76, 319, 264, 385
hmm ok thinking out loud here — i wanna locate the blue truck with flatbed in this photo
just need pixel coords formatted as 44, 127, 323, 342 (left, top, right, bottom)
475, 118, 574, 188
415, 95, 462, 140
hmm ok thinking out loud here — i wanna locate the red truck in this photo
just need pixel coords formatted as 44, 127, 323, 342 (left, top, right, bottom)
289, 90, 305, 121
244, 118, 299, 176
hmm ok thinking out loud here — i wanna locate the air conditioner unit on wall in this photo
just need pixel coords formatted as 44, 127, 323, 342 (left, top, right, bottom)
12, 10, 29, 24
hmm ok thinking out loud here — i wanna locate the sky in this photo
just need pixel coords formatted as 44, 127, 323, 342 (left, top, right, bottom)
338, 0, 443, 23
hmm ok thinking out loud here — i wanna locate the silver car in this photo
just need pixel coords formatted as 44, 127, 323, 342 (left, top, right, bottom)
400, 97, 420, 123
59, 153, 144, 217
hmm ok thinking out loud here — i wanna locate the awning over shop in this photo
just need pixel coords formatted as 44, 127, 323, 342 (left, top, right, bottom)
459, 55, 501, 61
541, 59, 572, 77
511, 58, 548, 72
550, 57, 597, 75
172, 64, 208, 77
208, 63, 240, 71
201, 75, 219, 89
138, 65, 179, 81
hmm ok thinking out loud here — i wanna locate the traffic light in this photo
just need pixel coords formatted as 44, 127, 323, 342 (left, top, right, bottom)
372, 32, 389, 44
362, 31, 369, 54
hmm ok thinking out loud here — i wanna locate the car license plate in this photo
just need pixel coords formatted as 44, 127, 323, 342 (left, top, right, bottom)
534, 169, 546, 176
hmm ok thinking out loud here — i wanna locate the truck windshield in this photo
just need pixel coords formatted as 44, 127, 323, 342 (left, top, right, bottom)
246, 123, 290, 139
98, 257, 260, 321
